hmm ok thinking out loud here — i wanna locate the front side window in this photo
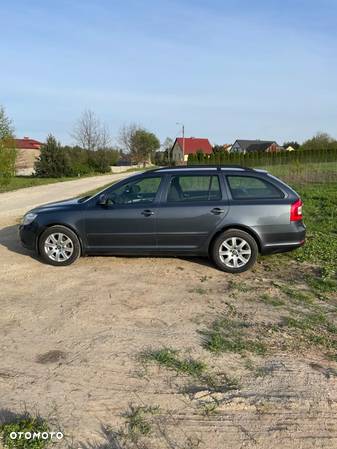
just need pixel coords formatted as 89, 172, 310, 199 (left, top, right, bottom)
106, 177, 162, 205
227, 176, 284, 199
167, 175, 221, 202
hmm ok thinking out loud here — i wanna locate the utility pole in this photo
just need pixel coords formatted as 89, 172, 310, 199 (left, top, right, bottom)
176, 122, 185, 162
182, 124, 185, 159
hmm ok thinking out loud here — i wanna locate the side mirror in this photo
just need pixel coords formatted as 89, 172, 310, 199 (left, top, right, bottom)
98, 194, 109, 206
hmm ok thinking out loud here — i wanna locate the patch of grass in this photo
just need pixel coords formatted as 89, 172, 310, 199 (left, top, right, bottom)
276, 284, 313, 304
282, 311, 337, 350
227, 280, 249, 292
0, 413, 51, 449
142, 348, 238, 392
293, 182, 337, 278
142, 348, 207, 378
122, 405, 159, 443
259, 293, 285, 307
0, 173, 108, 193
201, 317, 267, 355
306, 275, 337, 293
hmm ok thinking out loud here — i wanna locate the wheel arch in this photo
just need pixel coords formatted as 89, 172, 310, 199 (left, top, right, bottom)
208, 224, 262, 254
37, 223, 84, 256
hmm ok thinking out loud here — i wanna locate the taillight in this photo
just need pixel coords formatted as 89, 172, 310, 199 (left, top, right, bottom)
290, 199, 303, 222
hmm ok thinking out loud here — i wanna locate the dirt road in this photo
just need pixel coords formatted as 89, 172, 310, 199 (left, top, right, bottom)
0, 172, 130, 222
0, 179, 336, 449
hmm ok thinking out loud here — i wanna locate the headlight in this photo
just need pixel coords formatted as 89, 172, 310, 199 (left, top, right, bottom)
22, 213, 37, 226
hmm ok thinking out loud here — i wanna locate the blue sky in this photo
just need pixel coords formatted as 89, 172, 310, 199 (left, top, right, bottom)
1, 0, 337, 145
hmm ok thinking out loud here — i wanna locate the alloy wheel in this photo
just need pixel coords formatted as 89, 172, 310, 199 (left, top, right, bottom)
44, 233, 74, 263
219, 237, 252, 268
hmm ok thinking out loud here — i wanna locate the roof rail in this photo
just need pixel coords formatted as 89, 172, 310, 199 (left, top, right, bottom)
152, 164, 253, 171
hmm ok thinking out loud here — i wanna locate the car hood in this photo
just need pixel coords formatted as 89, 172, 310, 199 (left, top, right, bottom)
30, 198, 82, 214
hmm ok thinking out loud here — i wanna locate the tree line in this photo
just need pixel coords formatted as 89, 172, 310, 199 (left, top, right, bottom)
187, 133, 337, 166
0, 106, 164, 182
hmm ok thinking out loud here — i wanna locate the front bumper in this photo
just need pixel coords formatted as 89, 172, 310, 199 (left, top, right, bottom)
19, 224, 37, 250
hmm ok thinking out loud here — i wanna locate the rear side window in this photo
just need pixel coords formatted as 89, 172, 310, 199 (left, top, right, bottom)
227, 176, 284, 199
167, 175, 221, 202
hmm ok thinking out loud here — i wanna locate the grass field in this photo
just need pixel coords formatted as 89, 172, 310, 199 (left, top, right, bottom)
0, 175, 84, 193
259, 161, 337, 184
293, 182, 337, 278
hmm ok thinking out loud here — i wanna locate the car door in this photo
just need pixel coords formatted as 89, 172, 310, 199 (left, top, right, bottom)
84, 176, 163, 251
156, 173, 229, 250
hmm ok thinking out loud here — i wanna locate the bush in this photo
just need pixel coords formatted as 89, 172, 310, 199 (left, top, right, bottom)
35, 135, 72, 178
35, 136, 116, 177
0, 106, 17, 185
0, 139, 17, 186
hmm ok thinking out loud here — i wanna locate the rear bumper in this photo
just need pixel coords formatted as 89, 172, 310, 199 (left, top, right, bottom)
258, 221, 306, 255
261, 239, 305, 255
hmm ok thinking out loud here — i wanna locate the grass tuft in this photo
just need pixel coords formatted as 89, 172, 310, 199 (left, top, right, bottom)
201, 317, 267, 355
259, 293, 285, 307
142, 348, 207, 378
122, 405, 159, 443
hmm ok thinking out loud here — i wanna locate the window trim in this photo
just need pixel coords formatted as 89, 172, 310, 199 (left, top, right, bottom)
163, 173, 225, 204
225, 175, 285, 201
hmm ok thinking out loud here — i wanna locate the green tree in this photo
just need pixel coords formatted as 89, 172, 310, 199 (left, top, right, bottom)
213, 144, 226, 153
209, 153, 216, 164
0, 105, 14, 139
301, 132, 336, 151
87, 149, 111, 173
0, 105, 16, 186
130, 129, 160, 166
35, 134, 72, 177
154, 151, 166, 165
187, 153, 195, 165
196, 150, 205, 164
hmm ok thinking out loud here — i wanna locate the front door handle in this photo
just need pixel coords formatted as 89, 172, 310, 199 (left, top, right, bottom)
141, 209, 154, 217
211, 207, 225, 215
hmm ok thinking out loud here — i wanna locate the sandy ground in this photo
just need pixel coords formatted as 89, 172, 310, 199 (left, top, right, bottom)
0, 179, 336, 449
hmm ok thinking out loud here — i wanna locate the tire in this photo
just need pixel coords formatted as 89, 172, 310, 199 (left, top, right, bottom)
39, 225, 81, 266
211, 229, 258, 273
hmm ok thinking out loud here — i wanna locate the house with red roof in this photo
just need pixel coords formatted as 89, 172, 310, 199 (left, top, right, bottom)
14, 137, 44, 175
171, 137, 212, 163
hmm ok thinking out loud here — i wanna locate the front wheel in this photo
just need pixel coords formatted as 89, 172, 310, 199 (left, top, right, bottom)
211, 229, 258, 273
39, 225, 81, 266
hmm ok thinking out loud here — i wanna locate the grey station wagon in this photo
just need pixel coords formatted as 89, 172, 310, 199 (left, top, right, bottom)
19, 165, 306, 273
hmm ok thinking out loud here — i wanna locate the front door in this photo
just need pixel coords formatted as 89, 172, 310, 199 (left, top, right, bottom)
156, 174, 228, 250
84, 176, 163, 251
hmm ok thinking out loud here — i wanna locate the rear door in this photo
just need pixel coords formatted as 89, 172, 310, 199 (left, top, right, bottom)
156, 172, 229, 251
224, 174, 294, 247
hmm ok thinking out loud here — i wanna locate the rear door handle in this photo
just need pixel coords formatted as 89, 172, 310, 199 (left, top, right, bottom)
141, 209, 154, 217
211, 207, 225, 215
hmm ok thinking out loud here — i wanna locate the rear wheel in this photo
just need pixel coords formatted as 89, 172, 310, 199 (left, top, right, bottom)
211, 229, 258, 273
39, 225, 81, 266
